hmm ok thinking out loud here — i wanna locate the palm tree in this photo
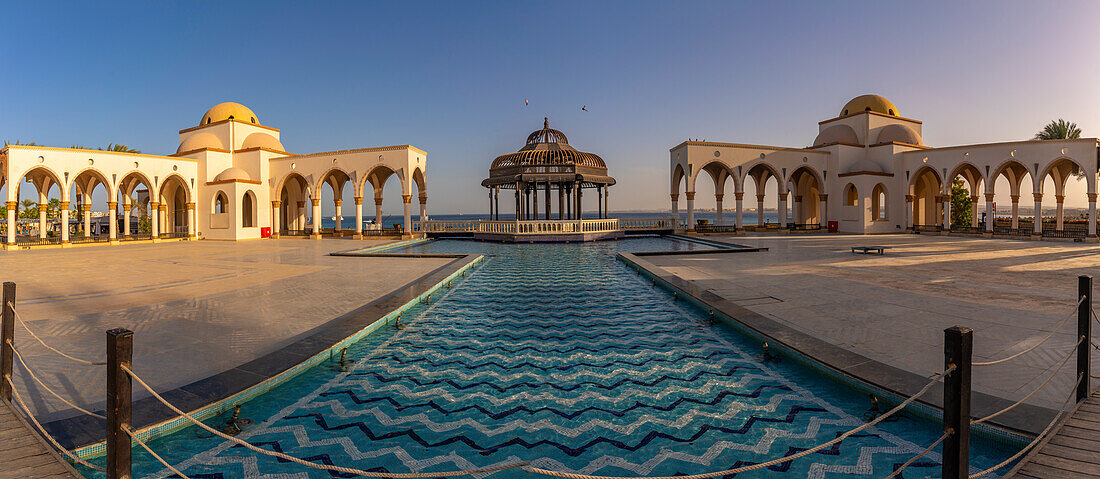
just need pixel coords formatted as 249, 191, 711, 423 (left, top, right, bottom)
3, 140, 38, 147
1034, 119, 1082, 140
103, 143, 140, 153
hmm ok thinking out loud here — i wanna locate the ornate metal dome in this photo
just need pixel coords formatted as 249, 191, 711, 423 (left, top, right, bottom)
483, 117, 614, 189
524, 117, 570, 146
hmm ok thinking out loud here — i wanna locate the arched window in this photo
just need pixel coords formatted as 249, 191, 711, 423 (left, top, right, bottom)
872, 184, 887, 220
213, 192, 228, 214
242, 191, 255, 227
844, 184, 858, 206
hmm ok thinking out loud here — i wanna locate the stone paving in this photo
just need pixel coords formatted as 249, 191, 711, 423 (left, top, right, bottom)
646, 233, 1100, 410
0, 238, 453, 423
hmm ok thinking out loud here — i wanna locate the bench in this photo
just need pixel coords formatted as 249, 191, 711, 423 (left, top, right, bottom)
851, 246, 888, 255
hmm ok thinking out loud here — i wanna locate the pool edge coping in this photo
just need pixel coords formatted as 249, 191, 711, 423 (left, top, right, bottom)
618, 250, 1049, 445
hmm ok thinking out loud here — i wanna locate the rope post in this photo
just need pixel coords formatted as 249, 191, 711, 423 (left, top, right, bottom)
1078, 275, 1092, 403
943, 326, 972, 479
106, 328, 133, 479
0, 282, 13, 402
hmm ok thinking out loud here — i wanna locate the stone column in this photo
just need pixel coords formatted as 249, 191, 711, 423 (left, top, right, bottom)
514, 187, 521, 220
686, 192, 695, 230
311, 198, 321, 238
1010, 195, 1020, 229
558, 187, 564, 220
296, 201, 306, 231
942, 195, 951, 229
715, 194, 724, 225
123, 203, 132, 238
1055, 195, 1065, 230
970, 195, 979, 227
494, 187, 501, 220
793, 195, 802, 226
271, 201, 281, 238
402, 195, 412, 233
419, 196, 427, 221
819, 194, 828, 227
158, 203, 167, 237
375, 198, 383, 228
60, 202, 70, 244
353, 198, 362, 237
83, 204, 92, 237
670, 193, 679, 225
1033, 193, 1043, 235
905, 195, 914, 231
333, 200, 342, 232
1090, 193, 1098, 240
778, 192, 787, 228
6, 201, 16, 246
186, 202, 196, 239
735, 192, 744, 231
603, 186, 609, 219
576, 184, 583, 220
149, 201, 159, 238
546, 183, 552, 220
38, 202, 47, 239
757, 194, 765, 226
108, 202, 118, 241
984, 194, 995, 233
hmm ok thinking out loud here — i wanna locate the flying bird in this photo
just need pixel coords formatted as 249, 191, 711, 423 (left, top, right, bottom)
581, 105, 588, 112
524, 99, 529, 106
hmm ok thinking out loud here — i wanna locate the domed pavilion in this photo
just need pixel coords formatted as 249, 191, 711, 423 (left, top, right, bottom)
482, 118, 615, 220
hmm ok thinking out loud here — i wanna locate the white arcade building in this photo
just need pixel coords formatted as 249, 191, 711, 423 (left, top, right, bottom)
0, 102, 428, 248
670, 94, 1100, 239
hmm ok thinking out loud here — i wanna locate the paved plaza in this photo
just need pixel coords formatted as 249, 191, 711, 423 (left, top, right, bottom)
3, 239, 454, 422
647, 233, 1100, 410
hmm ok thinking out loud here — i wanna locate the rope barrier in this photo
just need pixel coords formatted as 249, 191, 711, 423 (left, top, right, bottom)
973, 295, 1083, 367
122, 364, 530, 478
523, 369, 952, 479
124, 425, 190, 479
968, 373, 1084, 478
883, 432, 949, 479
10, 303, 106, 366
971, 336, 1083, 426
8, 342, 105, 420
4, 376, 106, 472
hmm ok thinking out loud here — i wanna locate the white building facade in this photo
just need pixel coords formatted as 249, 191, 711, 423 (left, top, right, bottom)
0, 102, 427, 248
671, 95, 1100, 239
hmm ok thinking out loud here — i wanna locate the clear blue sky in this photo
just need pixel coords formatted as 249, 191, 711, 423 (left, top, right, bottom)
3, 1, 1099, 213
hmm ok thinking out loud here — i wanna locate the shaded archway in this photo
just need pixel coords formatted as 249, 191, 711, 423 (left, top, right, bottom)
948, 163, 984, 230
910, 166, 942, 229
871, 183, 887, 221
118, 171, 153, 239
16, 166, 64, 243
159, 174, 191, 237
361, 165, 401, 232
989, 160, 1032, 234
788, 166, 822, 226
277, 172, 311, 236
242, 190, 256, 228
316, 168, 351, 234
1038, 158, 1086, 234
68, 167, 113, 242
746, 163, 781, 227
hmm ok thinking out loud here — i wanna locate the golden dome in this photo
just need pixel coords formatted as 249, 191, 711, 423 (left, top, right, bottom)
200, 102, 259, 126
177, 132, 225, 153
840, 95, 898, 117
241, 132, 285, 151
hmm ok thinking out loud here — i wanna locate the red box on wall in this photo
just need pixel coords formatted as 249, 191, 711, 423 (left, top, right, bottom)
261, 227, 271, 238
827, 221, 838, 232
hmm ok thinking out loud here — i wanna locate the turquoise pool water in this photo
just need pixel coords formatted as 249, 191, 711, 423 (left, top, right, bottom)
80, 237, 1018, 478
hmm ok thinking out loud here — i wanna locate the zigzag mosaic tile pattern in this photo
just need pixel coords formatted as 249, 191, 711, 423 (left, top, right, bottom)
79, 238, 1018, 478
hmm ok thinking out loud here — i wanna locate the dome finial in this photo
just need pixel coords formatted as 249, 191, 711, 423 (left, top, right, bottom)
544, 117, 549, 129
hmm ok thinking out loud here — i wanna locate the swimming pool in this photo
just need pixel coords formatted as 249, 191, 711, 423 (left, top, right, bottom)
79, 237, 1018, 478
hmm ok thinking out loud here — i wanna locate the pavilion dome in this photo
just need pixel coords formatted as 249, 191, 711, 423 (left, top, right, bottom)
200, 102, 259, 126
214, 167, 252, 182
177, 132, 225, 153
813, 124, 860, 147
840, 95, 899, 117
241, 132, 285, 151
876, 124, 922, 145
490, 117, 606, 169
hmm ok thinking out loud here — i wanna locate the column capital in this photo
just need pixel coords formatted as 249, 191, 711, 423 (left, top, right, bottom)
685, 192, 695, 201
670, 193, 679, 202
84, 204, 93, 212
158, 204, 166, 211
1055, 195, 1065, 203
904, 195, 914, 202
794, 195, 803, 202
122, 203, 132, 211
1090, 193, 1098, 202
311, 198, 321, 207
402, 195, 412, 204
271, 200, 281, 207
39, 202, 48, 208
818, 194, 828, 201
60, 201, 70, 208
969, 195, 979, 202
756, 194, 766, 202
334, 200, 342, 207
108, 201, 117, 208
5, 201, 16, 209
734, 192, 744, 200
150, 201, 160, 207
296, 201, 306, 208
354, 197, 362, 205
375, 197, 384, 206
1033, 193, 1043, 202
714, 193, 724, 201
985, 194, 995, 202
419, 196, 428, 205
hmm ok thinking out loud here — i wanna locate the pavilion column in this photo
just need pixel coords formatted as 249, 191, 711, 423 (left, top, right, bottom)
524, 186, 531, 220
545, 183, 551, 220
777, 192, 787, 228
757, 195, 765, 226
1089, 193, 1097, 239
715, 194, 724, 225
984, 194, 995, 233
493, 187, 500, 220
1055, 195, 1064, 231
402, 195, 412, 234
565, 186, 571, 220
904, 195, 914, 231
603, 187, 609, 219
670, 194, 679, 226
375, 198, 383, 228
685, 192, 695, 230
576, 184, 583, 220
558, 186, 564, 220
311, 198, 322, 238
420, 195, 427, 221
38, 201, 47, 239
353, 198, 362, 237
6, 201, 15, 246
271, 201, 281, 238
122, 203, 132, 238
108, 202, 118, 241
970, 195, 979, 227
60, 202, 70, 244
149, 202, 159, 238
333, 200, 343, 232
488, 189, 493, 218
1033, 193, 1043, 235
514, 186, 521, 220
597, 186, 604, 219
186, 202, 195, 239
734, 191, 743, 230
1010, 195, 1020, 229
819, 194, 828, 227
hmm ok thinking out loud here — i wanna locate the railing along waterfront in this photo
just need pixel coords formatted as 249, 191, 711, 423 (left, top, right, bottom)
414, 218, 673, 235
